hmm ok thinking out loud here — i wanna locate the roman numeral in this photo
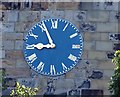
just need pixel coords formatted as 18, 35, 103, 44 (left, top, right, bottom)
37, 62, 44, 72
51, 19, 58, 29
27, 53, 37, 63
68, 54, 77, 62
29, 31, 38, 39
26, 44, 34, 49
70, 33, 78, 38
39, 21, 47, 32
50, 65, 56, 75
62, 63, 67, 70
72, 45, 80, 49
63, 23, 69, 31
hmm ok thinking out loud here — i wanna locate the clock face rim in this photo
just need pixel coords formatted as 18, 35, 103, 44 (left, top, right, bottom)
23, 18, 84, 77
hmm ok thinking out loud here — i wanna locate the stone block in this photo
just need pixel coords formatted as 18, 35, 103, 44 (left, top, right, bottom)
15, 40, 23, 50
76, 59, 98, 76
40, 2, 48, 10
79, 2, 93, 10
64, 10, 74, 21
56, 2, 65, 10
5, 67, 30, 78
65, 70, 75, 79
88, 51, 107, 60
16, 59, 28, 67
15, 22, 33, 32
1, 23, 14, 33
84, 41, 96, 50
48, 2, 57, 10
41, 11, 65, 20
74, 11, 86, 21
66, 67, 87, 79
32, 2, 48, 11
97, 80, 110, 90
100, 33, 109, 41
109, 11, 119, 22
5, 50, 23, 60
98, 60, 114, 70
74, 68, 87, 79
103, 70, 114, 79
56, 79, 74, 89
91, 79, 109, 90
37, 77, 47, 88
93, 2, 104, 10
64, 2, 79, 10
2, 59, 16, 68
96, 41, 113, 51
31, 2, 41, 11
84, 32, 101, 41
96, 23, 118, 32
1, 11, 18, 22
0, 50, 5, 59
19, 11, 40, 22
87, 11, 109, 22
3, 33, 23, 40
2, 41, 14, 50
93, 2, 118, 11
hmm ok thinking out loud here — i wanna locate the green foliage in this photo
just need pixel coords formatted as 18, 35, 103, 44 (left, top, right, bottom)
10, 82, 38, 97
109, 50, 120, 97
0, 68, 7, 90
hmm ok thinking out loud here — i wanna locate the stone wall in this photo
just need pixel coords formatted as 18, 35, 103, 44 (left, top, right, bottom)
0, 1, 120, 96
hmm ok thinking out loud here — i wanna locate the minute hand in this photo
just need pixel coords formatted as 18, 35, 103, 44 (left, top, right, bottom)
39, 22, 55, 48
45, 30, 53, 44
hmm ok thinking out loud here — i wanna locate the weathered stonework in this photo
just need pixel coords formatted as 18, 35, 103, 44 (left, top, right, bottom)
19, 11, 40, 22
1, 1, 118, 96
41, 11, 65, 20
1, 11, 18, 22
96, 23, 118, 32
3, 33, 23, 40
96, 41, 113, 51
87, 11, 109, 22
2, 23, 14, 33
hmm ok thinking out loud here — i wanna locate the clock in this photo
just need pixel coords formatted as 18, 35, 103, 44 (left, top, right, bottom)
24, 18, 83, 76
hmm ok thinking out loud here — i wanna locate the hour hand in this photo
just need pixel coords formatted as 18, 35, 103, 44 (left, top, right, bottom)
34, 43, 51, 49
26, 43, 55, 50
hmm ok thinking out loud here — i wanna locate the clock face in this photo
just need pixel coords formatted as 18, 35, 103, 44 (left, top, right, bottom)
24, 18, 83, 76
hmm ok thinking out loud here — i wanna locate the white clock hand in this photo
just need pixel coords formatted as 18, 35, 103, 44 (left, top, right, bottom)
43, 27, 56, 48
39, 22, 55, 48
34, 43, 54, 50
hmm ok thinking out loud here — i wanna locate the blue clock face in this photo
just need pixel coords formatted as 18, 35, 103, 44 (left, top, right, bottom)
24, 18, 83, 76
